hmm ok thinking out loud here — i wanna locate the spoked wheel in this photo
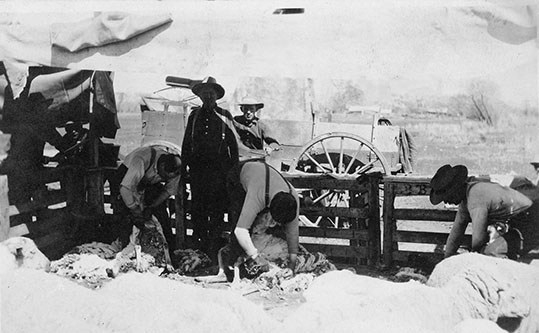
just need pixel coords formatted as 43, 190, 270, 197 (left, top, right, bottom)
290, 132, 390, 228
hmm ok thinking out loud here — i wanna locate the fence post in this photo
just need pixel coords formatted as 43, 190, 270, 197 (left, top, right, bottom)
383, 180, 396, 267
367, 174, 381, 265
174, 179, 186, 248
0, 175, 9, 241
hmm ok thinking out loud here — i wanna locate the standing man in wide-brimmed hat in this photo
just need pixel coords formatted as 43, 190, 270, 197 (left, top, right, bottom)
429, 164, 534, 259
233, 97, 280, 153
181, 77, 239, 261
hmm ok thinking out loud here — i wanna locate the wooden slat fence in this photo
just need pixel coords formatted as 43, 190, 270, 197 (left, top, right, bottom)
382, 176, 471, 267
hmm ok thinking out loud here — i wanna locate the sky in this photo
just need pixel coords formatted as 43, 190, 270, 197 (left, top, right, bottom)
1, 0, 537, 109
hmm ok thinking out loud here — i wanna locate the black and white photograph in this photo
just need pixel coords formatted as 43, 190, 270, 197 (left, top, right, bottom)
0, 0, 538, 332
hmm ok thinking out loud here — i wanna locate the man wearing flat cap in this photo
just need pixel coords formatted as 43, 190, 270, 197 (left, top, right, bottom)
233, 97, 280, 153
430, 164, 535, 259
181, 77, 239, 260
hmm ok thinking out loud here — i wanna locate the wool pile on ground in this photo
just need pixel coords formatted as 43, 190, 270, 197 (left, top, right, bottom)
279, 254, 539, 333
1, 268, 278, 333
171, 248, 212, 274
50, 252, 160, 289
428, 253, 539, 333
68, 241, 121, 259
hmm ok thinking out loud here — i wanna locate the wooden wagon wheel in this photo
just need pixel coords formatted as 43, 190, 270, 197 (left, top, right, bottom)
290, 132, 389, 228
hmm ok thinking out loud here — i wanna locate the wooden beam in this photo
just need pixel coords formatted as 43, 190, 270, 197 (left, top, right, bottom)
383, 175, 432, 184
299, 227, 369, 240
395, 230, 448, 244
382, 182, 396, 267
367, 175, 381, 265
395, 231, 471, 246
175, 180, 186, 248
300, 206, 369, 219
285, 175, 369, 191
392, 250, 444, 264
301, 243, 368, 259
393, 209, 456, 221
85, 168, 104, 216
9, 189, 67, 218
0, 175, 8, 241
9, 210, 68, 238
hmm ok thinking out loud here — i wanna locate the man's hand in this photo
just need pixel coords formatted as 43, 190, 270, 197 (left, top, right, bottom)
244, 254, 270, 276
129, 207, 145, 230
269, 143, 281, 151
277, 268, 294, 279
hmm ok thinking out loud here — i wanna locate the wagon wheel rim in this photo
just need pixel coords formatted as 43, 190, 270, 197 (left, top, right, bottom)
292, 132, 389, 228
290, 132, 390, 178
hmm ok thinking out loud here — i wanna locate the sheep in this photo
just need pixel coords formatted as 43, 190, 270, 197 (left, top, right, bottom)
2, 268, 278, 333
428, 253, 539, 333
279, 253, 539, 333
0, 237, 50, 277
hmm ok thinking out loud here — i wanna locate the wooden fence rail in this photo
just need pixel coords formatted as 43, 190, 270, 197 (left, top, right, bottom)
1, 165, 105, 259
382, 175, 471, 267
286, 173, 381, 266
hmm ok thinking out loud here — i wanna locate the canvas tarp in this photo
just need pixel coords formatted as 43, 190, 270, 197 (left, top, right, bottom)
0, 0, 536, 145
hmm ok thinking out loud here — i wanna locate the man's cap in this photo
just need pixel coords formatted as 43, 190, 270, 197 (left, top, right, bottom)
429, 164, 468, 205
191, 76, 225, 100
531, 155, 539, 166
239, 97, 264, 110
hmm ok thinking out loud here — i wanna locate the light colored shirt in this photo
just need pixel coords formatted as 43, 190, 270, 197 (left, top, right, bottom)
236, 161, 300, 255
120, 146, 180, 209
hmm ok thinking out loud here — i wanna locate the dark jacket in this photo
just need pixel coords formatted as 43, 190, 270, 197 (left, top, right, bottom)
181, 106, 239, 173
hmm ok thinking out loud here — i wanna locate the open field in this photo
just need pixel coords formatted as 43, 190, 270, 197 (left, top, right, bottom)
113, 112, 539, 180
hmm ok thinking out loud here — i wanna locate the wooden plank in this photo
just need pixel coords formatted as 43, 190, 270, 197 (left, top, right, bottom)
175, 180, 186, 248
382, 182, 396, 267
392, 250, 444, 264
9, 189, 67, 217
85, 168, 104, 215
299, 227, 369, 240
395, 230, 450, 244
33, 166, 70, 185
0, 175, 9, 241
396, 231, 472, 247
63, 167, 86, 214
9, 223, 29, 237
302, 243, 368, 259
9, 211, 68, 238
383, 175, 432, 184
393, 209, 456, 221
285, 175, 369, 191
393, 183, 431, 196
367, 175, 381, 265
301, 206, 369, 219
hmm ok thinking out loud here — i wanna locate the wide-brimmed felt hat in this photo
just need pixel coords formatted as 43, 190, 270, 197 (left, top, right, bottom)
191, 76, 225, 100
238, 97, 264, 110
429, 164, 468, 205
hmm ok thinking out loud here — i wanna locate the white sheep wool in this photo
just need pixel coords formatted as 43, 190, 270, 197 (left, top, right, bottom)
2, 269, 278, 333
280, 254, 539, 333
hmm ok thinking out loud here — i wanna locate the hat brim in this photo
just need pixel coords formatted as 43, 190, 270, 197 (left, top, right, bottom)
191, 83, 225, 100
429, 165, 468, 205
239, 103, 264, 110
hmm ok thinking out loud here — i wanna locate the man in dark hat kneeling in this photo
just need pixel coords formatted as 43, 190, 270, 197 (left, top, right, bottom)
181, 77, 239, 261
430, 164, 534, 259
